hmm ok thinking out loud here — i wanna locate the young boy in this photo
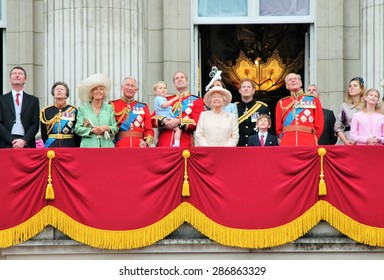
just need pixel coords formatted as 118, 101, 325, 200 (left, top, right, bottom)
153, 81, 182, 147
248, 114, 279, 146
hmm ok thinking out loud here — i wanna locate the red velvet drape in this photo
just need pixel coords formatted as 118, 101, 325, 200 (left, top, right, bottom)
1, 146, 383, 249
185, 147, 320, 228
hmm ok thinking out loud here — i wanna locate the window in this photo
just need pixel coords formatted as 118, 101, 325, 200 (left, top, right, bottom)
198, 0, 310, 18
198, 0, 247, 17
259, 0, 310, 16
193, 0, 314, 23
198, 23, 309, 133
191, 0, 315, 97
191, 0, 316, 132
0, 0, 5, 26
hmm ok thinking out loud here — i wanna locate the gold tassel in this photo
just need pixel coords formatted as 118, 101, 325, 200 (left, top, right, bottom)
182, 149, 191, 197
319, 180, 326, 196
318, 147, 327, 196
45, 183, 54, 200
45, 150, 56, 200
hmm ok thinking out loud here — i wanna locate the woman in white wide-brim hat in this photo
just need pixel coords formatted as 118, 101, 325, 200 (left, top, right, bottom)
74, 73, 119, 148
194, 86, 239, 146
204, 66, 238, 117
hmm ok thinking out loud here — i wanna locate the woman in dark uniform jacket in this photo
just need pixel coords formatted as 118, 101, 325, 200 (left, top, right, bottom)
40, 82, 80, 147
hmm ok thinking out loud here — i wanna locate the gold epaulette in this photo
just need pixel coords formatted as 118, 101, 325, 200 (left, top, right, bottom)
40, 105, 55, 113
256, 100, 268, 107
39, 105, 54, 123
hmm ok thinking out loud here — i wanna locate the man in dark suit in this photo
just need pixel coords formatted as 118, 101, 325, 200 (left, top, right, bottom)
248, 114, 279, 146
306, 84, 337, 145
0, 66, 40, 148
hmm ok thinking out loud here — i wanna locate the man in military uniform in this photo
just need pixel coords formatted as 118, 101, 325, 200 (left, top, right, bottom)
236, 78, 270, 146
152, 71, 204, 147
110, 77, 154, 148
275, 73, 324, 146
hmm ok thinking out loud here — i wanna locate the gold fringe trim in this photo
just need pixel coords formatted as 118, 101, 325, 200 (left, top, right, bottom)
2, 202, 384, 249
0, 208, 49, 248
183, 202, 323, 249
45, 206, 184, 250
45, 150, 56, 200
320, 200, 384, 247
318, 147, 327, 196
182, 149, 191, 197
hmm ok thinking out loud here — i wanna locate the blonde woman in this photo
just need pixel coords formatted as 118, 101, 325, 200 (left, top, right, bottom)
75, 73, 118, 148
334, 77, 366, 145
350, 88, 384, 145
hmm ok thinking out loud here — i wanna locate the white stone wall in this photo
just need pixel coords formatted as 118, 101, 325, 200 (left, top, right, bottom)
3, 0, 384, 259
145, 0, 192, 112
5, 0, 44, 105
362, 0, 384, 92
5, 1, 384, 112
316, 0, 347, 112
43, 0, 144, 107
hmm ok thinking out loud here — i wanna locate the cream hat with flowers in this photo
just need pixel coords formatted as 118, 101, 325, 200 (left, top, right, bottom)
78, 73, 111, 103
203, 86, 232, 108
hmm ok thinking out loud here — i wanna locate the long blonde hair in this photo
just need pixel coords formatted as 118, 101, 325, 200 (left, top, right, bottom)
362, 88, 381, 112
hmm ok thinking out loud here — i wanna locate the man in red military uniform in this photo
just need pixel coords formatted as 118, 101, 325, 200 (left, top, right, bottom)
110, 77, 154, 147
152, 71, 204, 147
275, 73, 324, 146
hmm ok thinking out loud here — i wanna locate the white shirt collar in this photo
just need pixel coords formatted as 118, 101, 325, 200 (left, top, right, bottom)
259, 131, 267, 138
12, 90, 23, 96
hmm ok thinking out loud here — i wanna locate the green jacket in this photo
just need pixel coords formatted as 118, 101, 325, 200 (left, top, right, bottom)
75, 102, 118, 148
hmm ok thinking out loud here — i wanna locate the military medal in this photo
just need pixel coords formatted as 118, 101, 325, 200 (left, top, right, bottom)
251, 112, 259, 122
185, 107, 192, 115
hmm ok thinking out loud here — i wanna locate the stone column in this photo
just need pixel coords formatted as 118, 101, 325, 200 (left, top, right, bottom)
44, 0, 144, 106
6, 0, 45, 102
362, 0, 384, 90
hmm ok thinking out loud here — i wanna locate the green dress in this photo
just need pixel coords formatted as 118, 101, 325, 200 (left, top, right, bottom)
75, 102, 119, 148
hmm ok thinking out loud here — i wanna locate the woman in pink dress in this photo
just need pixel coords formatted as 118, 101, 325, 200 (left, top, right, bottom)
350, 88, 384, 145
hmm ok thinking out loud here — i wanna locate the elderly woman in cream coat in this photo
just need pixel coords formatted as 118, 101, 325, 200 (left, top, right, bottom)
194, 86, 239, 146
75, 73, 119, 148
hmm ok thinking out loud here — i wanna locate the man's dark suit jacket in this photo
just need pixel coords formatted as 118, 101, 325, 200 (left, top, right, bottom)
318, 108, 337, 145
0, 91, 40, 148
248, 132, 279, 146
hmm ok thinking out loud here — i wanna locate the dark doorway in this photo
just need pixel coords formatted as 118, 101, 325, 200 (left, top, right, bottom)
199, 24, 309, 129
